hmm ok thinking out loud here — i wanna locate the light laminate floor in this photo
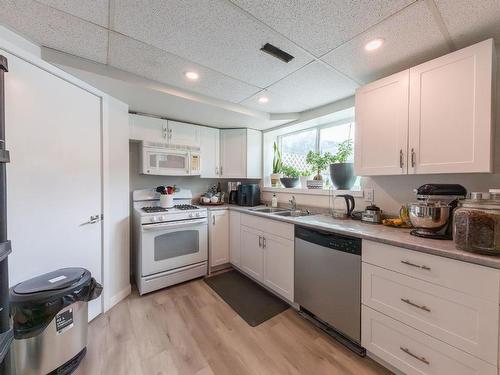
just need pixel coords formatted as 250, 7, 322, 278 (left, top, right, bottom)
75, 278, 392, 375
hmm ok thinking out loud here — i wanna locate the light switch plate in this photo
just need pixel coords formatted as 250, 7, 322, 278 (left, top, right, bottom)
364, 188, 374, 202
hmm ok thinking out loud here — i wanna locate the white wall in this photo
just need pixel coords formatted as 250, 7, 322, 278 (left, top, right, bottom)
103, 97, 131, 310
262, 43, 500, 215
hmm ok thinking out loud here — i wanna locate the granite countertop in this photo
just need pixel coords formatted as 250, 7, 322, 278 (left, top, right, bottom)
206, 204, 500, 270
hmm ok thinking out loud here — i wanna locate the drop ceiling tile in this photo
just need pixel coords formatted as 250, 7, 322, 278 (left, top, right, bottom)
36, 0, 109, 27
434, 0, 500, 48
239, 90, 309, 114
0, 0, 108, 63
108, 32, 260, 103
266, 61, 359, 109
111, 0, 313, 88
322, 1, 450, 84
230, 0, 415, 56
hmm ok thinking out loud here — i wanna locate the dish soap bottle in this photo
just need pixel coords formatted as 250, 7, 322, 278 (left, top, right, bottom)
271, 193, 278, 208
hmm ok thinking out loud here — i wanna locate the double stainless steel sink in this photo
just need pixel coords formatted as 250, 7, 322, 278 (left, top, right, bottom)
250, 207, 311, 217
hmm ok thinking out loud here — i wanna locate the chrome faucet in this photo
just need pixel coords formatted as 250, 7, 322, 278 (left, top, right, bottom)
289, 196, 297, 211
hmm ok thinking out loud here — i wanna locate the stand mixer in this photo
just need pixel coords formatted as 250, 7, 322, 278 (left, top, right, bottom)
408, 184, 467, 240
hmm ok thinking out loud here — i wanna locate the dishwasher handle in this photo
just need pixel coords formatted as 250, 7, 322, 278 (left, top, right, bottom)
295, 225, 361, 255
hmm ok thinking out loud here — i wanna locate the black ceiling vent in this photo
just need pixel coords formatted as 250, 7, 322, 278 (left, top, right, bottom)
260, 43, 294, 63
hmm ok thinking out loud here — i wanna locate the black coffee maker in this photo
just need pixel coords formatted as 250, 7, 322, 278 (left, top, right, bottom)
408, 184, 467, 240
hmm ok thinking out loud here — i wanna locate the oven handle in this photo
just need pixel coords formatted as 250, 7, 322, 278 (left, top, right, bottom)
142, 218, 208, 231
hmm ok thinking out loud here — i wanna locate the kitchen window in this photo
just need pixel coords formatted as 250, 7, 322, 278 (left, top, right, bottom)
277, 121, 359, 189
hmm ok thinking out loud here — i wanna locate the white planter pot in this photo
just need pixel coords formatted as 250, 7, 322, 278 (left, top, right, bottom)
270, 173, 283, 187
299, 176, 309, 188
160, 194, 174, 208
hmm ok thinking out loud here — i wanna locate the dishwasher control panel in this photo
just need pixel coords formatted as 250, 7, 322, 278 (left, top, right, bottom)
295, 226, 361, 255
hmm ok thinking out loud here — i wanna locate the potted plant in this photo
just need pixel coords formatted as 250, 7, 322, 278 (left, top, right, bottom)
305, 151, 334, 188
270, 141, 283, 187
329, 139, 356, 190
280, 165, 300, 188
299, 169, 311, 188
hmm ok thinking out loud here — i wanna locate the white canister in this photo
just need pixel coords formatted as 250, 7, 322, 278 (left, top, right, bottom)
160, 194, 174, 208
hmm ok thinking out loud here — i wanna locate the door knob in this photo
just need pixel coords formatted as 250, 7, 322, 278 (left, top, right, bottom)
80, 215, 101, 226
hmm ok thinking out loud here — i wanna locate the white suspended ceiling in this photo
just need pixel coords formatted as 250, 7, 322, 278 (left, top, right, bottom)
1, 0, 500, 129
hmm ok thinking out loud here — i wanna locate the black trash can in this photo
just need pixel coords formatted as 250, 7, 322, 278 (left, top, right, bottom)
9, 268, 102, 375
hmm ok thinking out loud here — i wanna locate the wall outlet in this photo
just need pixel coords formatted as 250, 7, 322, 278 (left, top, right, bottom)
364, 188, 374, 202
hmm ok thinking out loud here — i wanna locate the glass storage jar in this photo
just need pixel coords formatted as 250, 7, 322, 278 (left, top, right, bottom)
453, 190, 500, 255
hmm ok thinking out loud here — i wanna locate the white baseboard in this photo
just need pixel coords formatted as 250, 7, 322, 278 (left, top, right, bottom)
105, 284, 131, 312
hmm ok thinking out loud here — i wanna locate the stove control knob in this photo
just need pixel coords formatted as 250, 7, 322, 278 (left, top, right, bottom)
152, 216, 158, 222
160, 216, 166, 221
189, 213, 194, 218
195, 213, 200, 217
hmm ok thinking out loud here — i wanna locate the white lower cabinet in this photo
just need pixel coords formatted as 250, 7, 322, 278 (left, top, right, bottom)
362, 306, 496, 375
362, 241, 500, 374
238, 214, 294, 302
240, 225, 264, 280
229, 211, 241, 266
209, 210, 229, 268
263, 233, 294, 301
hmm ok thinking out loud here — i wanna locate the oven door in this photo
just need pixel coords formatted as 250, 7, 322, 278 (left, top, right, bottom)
140, 218, 208, 276
142, 147, 190, 176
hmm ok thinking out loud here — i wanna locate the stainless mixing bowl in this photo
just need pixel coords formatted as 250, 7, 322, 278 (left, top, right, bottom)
408, 202, 450, 230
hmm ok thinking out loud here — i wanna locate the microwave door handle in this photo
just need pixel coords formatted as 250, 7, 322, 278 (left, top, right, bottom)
142, 218, 208, 231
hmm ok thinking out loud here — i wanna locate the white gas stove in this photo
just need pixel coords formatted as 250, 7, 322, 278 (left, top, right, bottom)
132, 188, 208, 295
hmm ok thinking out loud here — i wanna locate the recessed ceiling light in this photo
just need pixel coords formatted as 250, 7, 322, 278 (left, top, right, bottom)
184, 71, 199, 80
364, 38, 384, 51
258, 96, 269, 104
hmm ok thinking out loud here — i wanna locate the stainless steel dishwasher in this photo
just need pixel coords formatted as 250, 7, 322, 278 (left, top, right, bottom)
295, 225, 365, 356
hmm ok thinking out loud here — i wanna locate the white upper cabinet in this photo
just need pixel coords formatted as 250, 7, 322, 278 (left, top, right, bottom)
355, 70, 409, 176
355, 39, 495, 176
408, 39, 495, 174
200, 126, 220, 178
220, 129, 262, 178
167, 120, 200, 147
129, 113, 166, 142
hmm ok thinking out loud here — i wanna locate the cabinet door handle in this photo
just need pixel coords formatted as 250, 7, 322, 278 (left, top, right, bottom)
262, 237, 266, 248
215, 166, 219, 175
401, 260, 431, 271
399, 149, 404, 169
401, 298, 431, 312
220, 166, 223, 176
258, 236, 262, 248
411, 148, 416, 168
400, 347, 430, 365
212, 215, 215, 225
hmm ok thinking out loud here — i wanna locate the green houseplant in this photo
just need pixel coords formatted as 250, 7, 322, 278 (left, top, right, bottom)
280, 165, 300, 188
270, 142, 283, 187
329, 139, 356, 190
305, 151, 334, 180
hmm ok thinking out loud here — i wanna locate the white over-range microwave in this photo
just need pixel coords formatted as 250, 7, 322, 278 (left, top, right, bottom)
140, 141, 201, 176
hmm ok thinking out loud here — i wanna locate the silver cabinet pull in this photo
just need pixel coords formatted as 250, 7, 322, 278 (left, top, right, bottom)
401, 260, 431, 271
220, 166, 223, 176
262, 236, 266, 248
81, 215, 100, 226
258, 236, 262, 248
215, 166, 219, 175
401, 298, 431, 312
411, 148, 416, 168
400, 347, 430, 365
399, 149, 404, 169
212, 215, 215, 225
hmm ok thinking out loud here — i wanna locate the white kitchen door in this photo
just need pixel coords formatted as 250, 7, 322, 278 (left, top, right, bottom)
3, 49, 103, 320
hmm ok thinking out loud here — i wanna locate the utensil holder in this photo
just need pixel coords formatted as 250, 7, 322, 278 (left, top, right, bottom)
160, 194, 174, 208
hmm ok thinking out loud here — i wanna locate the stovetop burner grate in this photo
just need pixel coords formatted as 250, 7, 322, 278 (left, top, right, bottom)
174, 204, 199, 210
142, 206, 168, 213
